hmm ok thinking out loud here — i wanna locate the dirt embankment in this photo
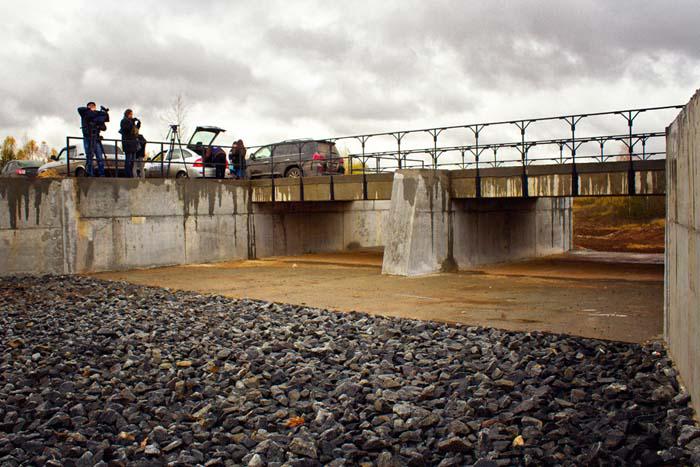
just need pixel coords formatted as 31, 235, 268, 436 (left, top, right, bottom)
573, 197, 665, 253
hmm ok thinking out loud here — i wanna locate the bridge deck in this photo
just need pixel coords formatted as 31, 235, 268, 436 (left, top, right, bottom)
251, 160, 665, 202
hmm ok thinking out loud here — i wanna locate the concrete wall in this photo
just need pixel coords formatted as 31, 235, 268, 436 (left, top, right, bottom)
0, 178, 389, 276
0, 179, 66, 275
666, 89, 700, 406
1, 178, 253, 275
382, 170, 572, 276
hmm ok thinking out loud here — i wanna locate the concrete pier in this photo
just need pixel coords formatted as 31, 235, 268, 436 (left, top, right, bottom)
381, 170, 572, 276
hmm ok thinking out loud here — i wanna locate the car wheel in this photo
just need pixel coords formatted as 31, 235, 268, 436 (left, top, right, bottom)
176, 171, 188, 179
75, 167, 86, 177
285, 166, 303, 178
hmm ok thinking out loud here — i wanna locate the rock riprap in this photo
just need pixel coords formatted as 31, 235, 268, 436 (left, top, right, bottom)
0, 275, 697, 466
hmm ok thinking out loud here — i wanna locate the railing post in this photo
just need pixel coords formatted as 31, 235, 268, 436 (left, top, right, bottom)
66, 136, 71, 177
271, 146, 275, 202
298, 143, 304, 201
475, 151, 481, 199
627, 115, 636, 195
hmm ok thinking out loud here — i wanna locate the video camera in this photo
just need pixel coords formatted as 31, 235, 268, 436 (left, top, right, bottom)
100, 105, 109, 113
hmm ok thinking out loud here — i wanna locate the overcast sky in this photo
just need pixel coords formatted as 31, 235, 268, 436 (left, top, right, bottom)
0, 0, 699, 155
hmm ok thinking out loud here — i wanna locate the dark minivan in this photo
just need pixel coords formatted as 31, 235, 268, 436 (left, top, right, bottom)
246, 139, 344, 178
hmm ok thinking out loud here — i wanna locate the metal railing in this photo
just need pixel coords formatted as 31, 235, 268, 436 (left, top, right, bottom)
62, 104, 682, 197
336, 105, 681, 170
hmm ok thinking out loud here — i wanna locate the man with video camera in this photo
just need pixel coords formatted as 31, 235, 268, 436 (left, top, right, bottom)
77, 102, 110, 177
119, 109, 142, 178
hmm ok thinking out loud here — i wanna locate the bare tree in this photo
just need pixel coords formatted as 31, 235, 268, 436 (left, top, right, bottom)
161, 93, 190, 140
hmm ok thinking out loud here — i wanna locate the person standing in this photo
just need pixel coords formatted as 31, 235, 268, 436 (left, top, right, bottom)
77, 102, 109, 177
119, 109, 141, 178
229, 139, 247, 179
134, 134, 148, 178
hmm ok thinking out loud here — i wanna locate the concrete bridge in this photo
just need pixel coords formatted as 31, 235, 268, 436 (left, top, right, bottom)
0, 159, 665, 278
1, 93, 698, 414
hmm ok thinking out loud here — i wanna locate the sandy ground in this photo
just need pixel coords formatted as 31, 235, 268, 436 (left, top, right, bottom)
92, 250, 663, 344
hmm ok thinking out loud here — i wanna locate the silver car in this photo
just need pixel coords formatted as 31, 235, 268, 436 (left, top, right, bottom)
145, 126, 230, 178
38, 143, 124, 177
144, 148, 223, 179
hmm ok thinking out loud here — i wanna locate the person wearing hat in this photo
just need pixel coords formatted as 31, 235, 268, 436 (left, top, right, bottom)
119, 109, 141, 178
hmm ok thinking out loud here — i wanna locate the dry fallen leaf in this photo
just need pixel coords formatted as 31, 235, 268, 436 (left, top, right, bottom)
118, 431, 135, 442
285, 416, 306, 428
513, 435, 525, 447
8, 339, 24, 349
140, 437, 149, 449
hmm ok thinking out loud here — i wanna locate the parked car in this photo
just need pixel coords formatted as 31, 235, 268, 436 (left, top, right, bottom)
246, 139, 344, 178
145, 126, 229, 178
145, 147, 227, 178
37, 143, 125, 177
1, 160, 44, 177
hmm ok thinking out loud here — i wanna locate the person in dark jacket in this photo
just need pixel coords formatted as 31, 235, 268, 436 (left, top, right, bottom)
205, 146, 227, 179
77, 102, 109, 177
134, 134, 148, 178
229, 139, 247, 179
212, 146, 226, 178
119, 109, 141, 178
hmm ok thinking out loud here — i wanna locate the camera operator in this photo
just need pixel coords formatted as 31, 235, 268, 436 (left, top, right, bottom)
119, 109, 142, 178
77, 102, 110, 177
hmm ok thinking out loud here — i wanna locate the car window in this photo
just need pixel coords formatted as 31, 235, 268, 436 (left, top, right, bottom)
2, 162, 16, 174
290, 142, 315, 156
316, 142, 332, 156
167, 149, 185, 160
102, 145, 123, 156
274, 144, 295, 156
57, 147, 76, 161
253, 147, 272, 160
189, 129, 218, 147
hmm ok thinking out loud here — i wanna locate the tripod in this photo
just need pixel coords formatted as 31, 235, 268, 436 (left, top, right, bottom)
164, 124, 187, 178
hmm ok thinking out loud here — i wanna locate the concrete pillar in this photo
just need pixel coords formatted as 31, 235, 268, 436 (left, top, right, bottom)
666, 89, 700, 406
382, 170, 454, 276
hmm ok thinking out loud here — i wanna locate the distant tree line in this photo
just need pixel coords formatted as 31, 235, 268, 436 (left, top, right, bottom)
0, 136, 57, 170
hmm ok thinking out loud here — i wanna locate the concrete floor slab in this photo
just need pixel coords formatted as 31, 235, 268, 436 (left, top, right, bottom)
92, 250, 663, 344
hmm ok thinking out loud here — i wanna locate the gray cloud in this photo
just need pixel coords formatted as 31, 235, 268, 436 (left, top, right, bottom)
0, 0, 698, 149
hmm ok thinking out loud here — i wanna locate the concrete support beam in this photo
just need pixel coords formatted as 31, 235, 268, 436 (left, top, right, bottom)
382, 170, 454, 276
